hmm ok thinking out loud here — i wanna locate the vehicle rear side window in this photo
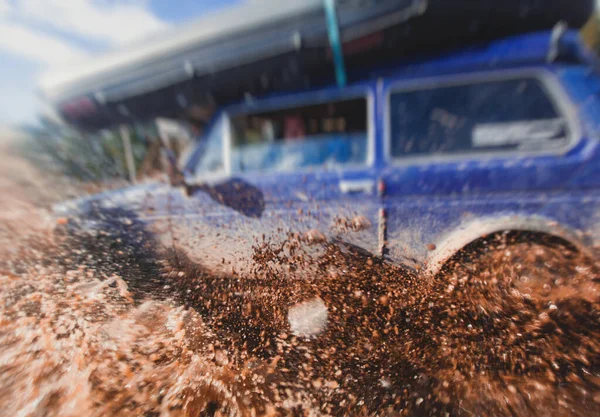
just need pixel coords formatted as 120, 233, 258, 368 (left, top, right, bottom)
230, 97, 368, 173
389, 77, 570, 159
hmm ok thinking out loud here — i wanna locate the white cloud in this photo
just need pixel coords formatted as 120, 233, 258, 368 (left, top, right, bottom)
0, 0, 168, 67
0, 0, 168, 124
14, 0, 168, 45
0, 0, 9, 15
0, 0, 169, 75
0, 22, 88, 66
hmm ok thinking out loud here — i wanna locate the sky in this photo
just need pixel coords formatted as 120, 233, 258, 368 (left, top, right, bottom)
0, 0, 239, 126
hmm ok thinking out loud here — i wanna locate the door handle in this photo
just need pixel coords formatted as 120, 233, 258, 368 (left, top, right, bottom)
339, 180, 375, 194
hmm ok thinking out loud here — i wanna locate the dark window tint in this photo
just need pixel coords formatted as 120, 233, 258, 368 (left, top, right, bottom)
389, 77, 569, 158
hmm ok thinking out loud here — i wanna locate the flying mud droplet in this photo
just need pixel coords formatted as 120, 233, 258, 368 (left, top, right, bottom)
288, 297, 328, 337
352, 215, 371, 231
304, 229, 326, 245
56, 217, 69, 226
214, 349, 229, 366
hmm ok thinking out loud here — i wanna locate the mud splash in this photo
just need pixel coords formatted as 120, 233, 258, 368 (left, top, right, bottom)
2, 210, 599, 417
1, 145, 599, 417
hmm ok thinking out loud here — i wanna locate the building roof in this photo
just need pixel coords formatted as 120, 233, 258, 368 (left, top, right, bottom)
39, 0, 424, 103
38, 0, 594, 131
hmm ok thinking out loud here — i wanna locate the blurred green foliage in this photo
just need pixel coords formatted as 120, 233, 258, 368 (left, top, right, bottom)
22, 121, 152, 182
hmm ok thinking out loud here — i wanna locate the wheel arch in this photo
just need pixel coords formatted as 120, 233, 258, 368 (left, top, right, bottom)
423, 215, 593, 277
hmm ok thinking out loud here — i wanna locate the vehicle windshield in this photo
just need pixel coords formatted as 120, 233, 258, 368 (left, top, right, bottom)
187, 116, 225, 177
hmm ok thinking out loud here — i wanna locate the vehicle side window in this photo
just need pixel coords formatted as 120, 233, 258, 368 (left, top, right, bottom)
194, 117, 224, 176
230, 97, 368, 173
389, 77, 570, 158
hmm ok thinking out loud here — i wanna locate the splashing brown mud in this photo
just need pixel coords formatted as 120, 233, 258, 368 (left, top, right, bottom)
1, 151, 599, 416
163, 233, 600, 416
2, 223, 599, 417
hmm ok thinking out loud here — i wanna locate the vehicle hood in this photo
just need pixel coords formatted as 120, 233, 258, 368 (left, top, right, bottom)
52, 181, 170, 218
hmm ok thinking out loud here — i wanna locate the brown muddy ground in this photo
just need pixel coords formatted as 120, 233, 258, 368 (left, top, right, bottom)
1, 146, 599, 417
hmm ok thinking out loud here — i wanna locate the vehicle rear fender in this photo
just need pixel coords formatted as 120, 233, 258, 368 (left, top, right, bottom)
423, 215, 592, 277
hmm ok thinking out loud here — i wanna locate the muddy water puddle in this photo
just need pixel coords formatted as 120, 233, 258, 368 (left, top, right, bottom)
1, 215, 600, 416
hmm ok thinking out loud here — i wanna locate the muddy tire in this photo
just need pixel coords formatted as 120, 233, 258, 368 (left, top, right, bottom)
440, 232, 597, 309
431, 232, 600, 417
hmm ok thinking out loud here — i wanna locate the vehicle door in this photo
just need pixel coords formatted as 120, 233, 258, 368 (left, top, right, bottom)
220, 84, 381, 266
378, 68, 593, 271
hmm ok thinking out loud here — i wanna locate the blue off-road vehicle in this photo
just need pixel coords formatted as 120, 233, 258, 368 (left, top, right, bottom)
51, 0, 600, 278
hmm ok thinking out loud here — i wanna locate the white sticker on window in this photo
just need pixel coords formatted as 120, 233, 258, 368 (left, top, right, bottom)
472, 118, 565, 148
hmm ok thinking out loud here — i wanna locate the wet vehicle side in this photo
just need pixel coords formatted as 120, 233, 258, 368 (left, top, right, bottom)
58, 29, 600, 276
